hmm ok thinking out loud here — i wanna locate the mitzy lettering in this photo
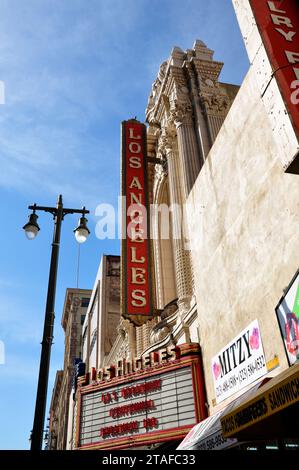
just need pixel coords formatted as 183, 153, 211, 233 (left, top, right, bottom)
218, 330, 251, 378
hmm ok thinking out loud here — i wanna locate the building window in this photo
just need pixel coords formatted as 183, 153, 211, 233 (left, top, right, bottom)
81, 297, 90, 308
90, 329, 97, 354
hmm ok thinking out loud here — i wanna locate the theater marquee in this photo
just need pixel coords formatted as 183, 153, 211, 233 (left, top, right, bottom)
121, 119, 152, 326
74, 344, 207, 450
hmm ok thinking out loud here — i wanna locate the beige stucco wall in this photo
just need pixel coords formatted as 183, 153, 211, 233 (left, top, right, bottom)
186, 62, 299, 412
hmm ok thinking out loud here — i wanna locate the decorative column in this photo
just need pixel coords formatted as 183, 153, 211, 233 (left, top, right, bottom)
159, 129, 193, 315
191, 40, 233, 145
170, 99, 201, 198
184, 60, 211, 162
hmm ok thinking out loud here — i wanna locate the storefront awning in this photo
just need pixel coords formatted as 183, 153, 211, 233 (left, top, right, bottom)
177, 380, 267, 450
221, 362, 299, 440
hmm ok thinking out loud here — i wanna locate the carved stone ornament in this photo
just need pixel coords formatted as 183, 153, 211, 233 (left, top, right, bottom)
117, 318, 130, 340
119, 341, 129, 360
149, 300, 178, 345
170, 100, 193, 127
147, 92, 155, 114
158, 61, 168, 82
153, 159, 167, 198
154, 159, 168, 180
149, 60, 167, 106
200, 92, 229, 113
158, 127, 176, 157
150, 325, 171, 344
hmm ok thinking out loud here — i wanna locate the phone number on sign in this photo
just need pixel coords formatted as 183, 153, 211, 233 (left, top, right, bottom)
196, 433, 227, 450
239, 355, 266, 383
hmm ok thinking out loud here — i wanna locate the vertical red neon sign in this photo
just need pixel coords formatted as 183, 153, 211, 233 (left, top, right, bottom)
121, 119, 152, 325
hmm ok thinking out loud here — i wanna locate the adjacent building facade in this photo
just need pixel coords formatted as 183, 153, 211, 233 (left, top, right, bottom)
48, 288, 92, 450
82, 255, 121, 371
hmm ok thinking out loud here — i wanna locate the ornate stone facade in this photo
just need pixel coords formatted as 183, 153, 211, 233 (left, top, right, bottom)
143, 40, 239, 352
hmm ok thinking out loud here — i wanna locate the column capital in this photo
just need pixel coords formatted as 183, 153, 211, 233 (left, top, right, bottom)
199, 91, 229, 114
158, 127, 176, 157
170, 99, 193, 128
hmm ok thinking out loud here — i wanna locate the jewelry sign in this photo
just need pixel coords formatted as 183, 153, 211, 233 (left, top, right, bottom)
121, 119, 152, 326
249, 1, 299, 141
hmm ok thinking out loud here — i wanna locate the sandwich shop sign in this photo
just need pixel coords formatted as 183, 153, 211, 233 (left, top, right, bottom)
212, 320, 267, 404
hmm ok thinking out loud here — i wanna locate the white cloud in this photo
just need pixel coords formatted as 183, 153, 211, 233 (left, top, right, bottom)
0, 0, 146, 210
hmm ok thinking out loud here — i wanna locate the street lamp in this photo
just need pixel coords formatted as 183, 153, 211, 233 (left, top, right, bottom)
74, 214, 90, 244
23, 208, 40, 240
23, 194, 90, 451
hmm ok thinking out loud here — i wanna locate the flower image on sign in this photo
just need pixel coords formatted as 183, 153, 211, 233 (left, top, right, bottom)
211, 320, 267, 404
276, 270, 299, 365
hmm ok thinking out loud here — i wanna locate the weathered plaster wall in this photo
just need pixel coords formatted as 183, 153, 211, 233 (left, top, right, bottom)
187, 61, 299, 411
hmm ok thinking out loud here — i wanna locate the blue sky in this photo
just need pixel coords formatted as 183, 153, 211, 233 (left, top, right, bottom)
0, 0, 249, 449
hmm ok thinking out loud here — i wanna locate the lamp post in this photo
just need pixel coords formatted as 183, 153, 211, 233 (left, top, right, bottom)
23, 194, 90, 451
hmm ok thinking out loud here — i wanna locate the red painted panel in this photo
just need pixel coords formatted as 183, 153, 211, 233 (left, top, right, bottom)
249, 0, 299, 138
122, 120, 152, 319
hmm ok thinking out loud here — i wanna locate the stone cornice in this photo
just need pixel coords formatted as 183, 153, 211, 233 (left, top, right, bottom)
146, 61, 188, 126
192, 57, 224, 85
146, 41, 229, 128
